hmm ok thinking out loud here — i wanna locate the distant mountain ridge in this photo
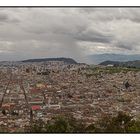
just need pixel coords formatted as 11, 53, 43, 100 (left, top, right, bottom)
88, 53, 140, 64
100, 60, 140, 68
22, 57, 77, 64
99, 61, 121, 66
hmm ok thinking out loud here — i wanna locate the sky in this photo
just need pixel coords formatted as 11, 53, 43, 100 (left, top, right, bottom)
0, 8, 140, 63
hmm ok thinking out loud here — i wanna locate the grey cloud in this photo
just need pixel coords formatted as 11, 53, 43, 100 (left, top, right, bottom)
0, 14, 7, 20
0, 8, 140, 63
75, 30, 113, 43
80, 8, 140, 23
112, 40, 140, 51
115, 42, 133, 50
0, 12, 19, 24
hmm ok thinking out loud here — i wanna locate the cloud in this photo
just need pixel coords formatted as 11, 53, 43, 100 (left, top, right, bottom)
0, 8, 140, 63
0, 13, 9, 22
75, 30, 113, 43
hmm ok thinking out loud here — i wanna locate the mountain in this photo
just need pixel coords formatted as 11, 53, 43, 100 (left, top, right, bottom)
22, 57, 77, 64
100, 60, 140, 68
99, 61, 121, 66
88, 53, 140, 64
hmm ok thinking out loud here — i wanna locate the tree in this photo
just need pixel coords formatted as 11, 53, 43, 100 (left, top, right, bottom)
28, 119, 45, 133
45, 116, 73, 133
85, 124, 96, 133
2, 109, 6, 115
96, 112, 134, 133
126, 120, 140, 133
26, 112, 140, 133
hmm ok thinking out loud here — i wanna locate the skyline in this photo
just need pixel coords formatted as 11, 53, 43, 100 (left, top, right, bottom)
0, 8, 140, 63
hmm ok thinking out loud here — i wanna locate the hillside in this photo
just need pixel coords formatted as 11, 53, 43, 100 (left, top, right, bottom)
100, 60, 140, 68
22, 57, 77, 64
88, 53, 140, 64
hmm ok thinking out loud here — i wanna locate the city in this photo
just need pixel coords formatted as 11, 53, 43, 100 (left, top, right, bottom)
0, 59, 139, 132
0, 7, 140, 133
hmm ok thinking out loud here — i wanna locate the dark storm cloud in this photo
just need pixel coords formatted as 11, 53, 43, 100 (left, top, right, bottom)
0, 13, 8, 22
75, 30, 113, 43
0, 12, 19, 24
115, 43, 133, 50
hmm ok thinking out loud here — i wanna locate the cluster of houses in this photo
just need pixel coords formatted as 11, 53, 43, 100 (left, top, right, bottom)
0, 61, 139, 132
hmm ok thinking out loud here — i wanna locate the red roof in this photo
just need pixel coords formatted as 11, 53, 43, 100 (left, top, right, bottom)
30, 88, 41, 94
31, 105, 41, 111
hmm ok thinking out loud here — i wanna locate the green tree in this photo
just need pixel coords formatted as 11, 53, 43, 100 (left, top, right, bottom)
45, 116, 73, 133
96, 112, 134, 133
126, 120, 140, 133
29, 119, 45, 133
85, 124, 96, 133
